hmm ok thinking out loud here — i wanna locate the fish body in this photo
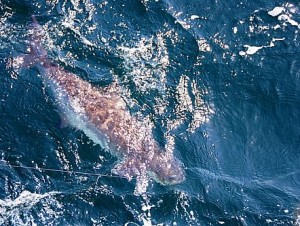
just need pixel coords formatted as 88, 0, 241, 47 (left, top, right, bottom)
23, 16, 185, 190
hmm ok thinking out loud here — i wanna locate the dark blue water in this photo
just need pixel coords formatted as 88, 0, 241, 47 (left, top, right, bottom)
1, 0, 300, 225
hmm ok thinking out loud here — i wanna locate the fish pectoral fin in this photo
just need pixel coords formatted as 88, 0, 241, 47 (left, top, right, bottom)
59, 115, 70, 128
111, 159, 140, 181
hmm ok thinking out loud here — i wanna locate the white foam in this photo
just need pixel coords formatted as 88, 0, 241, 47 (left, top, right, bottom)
273, 24, 281, 30
0, 190, 61, 225
140, 203, 154, 226
233, 27, 238, 34
191, 15, 200, 20
278, 14, 299, 27
239, 37, 285, 56
268, 7, 285, 17
268, 4, 300, 28
135, 195, 157, 226
238, 4, 299, 57
197, 38, 211, 52
270, 37, 285, 47
174, 191, 200, 225
0, 190, 58, 209
242, 45, 264, 55
141, 203, 155, 212
117, 33, 169, 95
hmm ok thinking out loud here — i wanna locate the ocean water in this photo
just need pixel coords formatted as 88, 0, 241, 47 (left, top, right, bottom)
0, 0, 300, 225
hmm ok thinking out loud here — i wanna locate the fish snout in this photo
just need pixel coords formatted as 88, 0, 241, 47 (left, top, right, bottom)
150, 156, 185, 185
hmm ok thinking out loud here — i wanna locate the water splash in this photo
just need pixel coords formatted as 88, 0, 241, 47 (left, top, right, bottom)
138, 195, 156, 226
123, 194, 161, 226
295, 207, 300, 226
117, 33, 213, 134
174, 191, 200, 225
0, 190, 62, 225
166, 75, 214, 133
117, 33, 169, 94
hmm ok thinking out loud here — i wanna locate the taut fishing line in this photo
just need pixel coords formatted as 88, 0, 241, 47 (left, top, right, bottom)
0, 160, 127, 179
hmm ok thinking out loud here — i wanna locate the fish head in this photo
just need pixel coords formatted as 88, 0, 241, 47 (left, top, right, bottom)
150, 155, 185, 185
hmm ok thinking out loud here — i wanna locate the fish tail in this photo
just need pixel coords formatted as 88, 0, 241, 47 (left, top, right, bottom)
7, 16, 51, 74
27, 15, 49, 65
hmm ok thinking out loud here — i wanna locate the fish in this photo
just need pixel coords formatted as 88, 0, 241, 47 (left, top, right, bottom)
18, 16, 185, 193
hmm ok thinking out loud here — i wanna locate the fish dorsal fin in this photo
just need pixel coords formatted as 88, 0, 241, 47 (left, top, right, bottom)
9, 16, 50, 72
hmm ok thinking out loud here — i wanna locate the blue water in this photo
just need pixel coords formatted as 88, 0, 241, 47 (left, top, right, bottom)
1, 0, 300, 225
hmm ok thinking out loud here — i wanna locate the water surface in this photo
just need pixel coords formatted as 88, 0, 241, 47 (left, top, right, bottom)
0, 0, 300, 225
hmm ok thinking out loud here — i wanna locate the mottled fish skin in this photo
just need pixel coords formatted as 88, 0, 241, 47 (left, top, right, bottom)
26, 16, 185, 188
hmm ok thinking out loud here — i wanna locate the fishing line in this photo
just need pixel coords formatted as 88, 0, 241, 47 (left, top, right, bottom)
0, 160, 126, 179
